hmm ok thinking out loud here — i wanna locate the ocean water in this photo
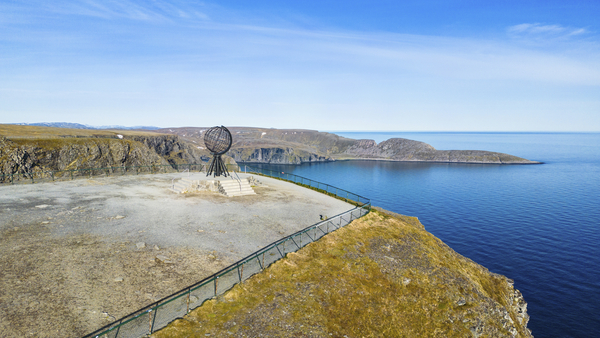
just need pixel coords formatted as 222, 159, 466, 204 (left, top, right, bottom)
250, 132, 600, 338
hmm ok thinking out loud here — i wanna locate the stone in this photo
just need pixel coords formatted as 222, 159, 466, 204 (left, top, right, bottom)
402, 278, 411, 286
114, 277, 124, 282
457, 298, 467, 306
154, 245, 160, 250
35, 205, 50, 209
155, 255, 173, 264
115, 215, 125, 219
208, 254, 216, 260
136, 242, 146, 249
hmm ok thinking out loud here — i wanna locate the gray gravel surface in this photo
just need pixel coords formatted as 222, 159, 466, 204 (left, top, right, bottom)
0, 172, 353, 337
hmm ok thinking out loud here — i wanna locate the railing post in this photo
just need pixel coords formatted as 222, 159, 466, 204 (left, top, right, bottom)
261, 253, 265, 270
150, 307, 158, 333
186, 289, 191, 313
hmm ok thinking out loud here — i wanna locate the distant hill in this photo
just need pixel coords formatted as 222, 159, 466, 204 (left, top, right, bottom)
14, 122, 160, 130
155, 126, 541, 165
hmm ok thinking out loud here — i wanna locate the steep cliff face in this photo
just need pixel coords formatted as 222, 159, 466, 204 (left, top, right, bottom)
229, 147, 332, 164
0, 136, 165, 177
153, 208, 532, 337
0, 134, 212, 180
122, 134, 209, 165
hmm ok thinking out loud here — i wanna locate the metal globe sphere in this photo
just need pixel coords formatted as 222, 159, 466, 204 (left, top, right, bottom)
204, 126, 232, 155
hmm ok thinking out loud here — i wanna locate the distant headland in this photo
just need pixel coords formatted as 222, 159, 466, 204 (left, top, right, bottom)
156, 127, 542, 165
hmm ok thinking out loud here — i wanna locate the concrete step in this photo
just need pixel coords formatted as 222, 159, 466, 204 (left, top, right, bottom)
226, 191, 256, 197
225, 190, 255, 196
218, 178, 255, 197
170, 177, 255, 196
219, 181, 243, 186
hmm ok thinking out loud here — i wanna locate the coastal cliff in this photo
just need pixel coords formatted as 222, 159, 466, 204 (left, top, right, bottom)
0, 125, 213, 180
343, 138, 533, 163
153, 208, 532, 337
155, 127, 539, 165
228, 147, 331, 165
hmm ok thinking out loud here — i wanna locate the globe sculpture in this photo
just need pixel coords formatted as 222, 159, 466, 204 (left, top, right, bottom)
204, 126, 232, 177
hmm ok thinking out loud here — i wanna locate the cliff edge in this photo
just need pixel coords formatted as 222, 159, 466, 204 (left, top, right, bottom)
0, 124, 218, 180
153, 208, 532, 337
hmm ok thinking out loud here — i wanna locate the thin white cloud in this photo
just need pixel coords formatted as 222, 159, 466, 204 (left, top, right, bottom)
508, 23, 588, 38
0, 0, 210, 23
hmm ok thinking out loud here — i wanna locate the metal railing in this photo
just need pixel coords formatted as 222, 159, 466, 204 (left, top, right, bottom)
82, 165, 371, 338
0, 163, 240, 185
243, 165, 371, 208
231, 170, 243, 192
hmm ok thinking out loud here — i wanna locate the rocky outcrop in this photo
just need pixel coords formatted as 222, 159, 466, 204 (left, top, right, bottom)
122, 135, 209, 165
229, 147, 332, 164
0, 134, 214, 181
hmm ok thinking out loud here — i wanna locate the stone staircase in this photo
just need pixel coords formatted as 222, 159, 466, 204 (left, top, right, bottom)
218, 178, 256, 197
169, 176, 255, 197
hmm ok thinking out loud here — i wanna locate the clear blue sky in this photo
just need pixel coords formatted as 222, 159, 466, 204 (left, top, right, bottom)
1, 0, 599, 131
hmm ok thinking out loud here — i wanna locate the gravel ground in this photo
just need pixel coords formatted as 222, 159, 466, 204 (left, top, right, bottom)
0, 172, 352, 337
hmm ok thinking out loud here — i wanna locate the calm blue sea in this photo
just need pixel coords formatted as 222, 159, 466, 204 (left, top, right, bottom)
252, 132, 600, 338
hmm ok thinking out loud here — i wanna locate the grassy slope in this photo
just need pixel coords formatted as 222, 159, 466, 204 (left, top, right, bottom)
152, 209, 530, 338
0, 124, 162, 139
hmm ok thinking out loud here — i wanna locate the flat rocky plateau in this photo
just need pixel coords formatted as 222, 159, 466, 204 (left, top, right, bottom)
0, 173, 352, 337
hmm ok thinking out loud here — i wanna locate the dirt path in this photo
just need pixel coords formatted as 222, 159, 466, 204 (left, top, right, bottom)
0, 173, 352, 337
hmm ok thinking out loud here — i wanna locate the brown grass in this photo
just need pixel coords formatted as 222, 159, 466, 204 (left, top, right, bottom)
0, 124, 163, 139
151, 210, 528, 338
